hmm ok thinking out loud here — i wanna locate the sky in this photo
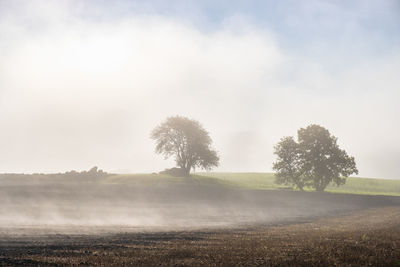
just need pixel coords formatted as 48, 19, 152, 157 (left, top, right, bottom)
0, 0, 399, 178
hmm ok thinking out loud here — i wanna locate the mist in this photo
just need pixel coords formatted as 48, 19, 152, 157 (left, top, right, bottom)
0, 0, 399, 179
2, 173, 398, 230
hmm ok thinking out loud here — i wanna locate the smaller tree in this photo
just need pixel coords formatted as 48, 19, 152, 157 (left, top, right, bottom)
151, 116, 219, 176
273, 124, 358, 192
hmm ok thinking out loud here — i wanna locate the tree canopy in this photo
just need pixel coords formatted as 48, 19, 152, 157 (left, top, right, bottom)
273, 124, 358, 192
151, 116, 219, 176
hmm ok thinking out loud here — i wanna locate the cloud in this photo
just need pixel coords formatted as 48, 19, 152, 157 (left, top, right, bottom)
0, 1, 399, 179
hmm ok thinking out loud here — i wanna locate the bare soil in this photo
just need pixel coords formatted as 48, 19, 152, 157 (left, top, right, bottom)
1, 177, 400, 266
1, 206, 400, 266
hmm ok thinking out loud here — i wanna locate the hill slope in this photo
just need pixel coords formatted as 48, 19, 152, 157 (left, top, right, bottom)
105, 172, 400, 196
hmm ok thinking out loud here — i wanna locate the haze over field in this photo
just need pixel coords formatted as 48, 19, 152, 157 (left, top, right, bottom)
0, 0, 399, 178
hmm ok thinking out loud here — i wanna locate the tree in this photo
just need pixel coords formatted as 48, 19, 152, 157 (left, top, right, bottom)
151, 116, 219, 176
272, 124, 358, 192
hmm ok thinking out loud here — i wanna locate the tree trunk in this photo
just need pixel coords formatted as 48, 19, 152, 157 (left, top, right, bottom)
314, 178, 325, 192
183, 166, 191, 177
315, 182, 326, 192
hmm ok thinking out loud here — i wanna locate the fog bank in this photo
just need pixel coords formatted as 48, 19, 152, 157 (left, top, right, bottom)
0, 1, 399, 178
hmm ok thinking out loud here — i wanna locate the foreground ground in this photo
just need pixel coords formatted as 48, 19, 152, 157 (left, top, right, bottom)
1, 206, 400, 266
1, 173, 400, 265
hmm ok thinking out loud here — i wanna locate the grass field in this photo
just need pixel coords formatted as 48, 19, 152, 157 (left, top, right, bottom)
104, 172, 400, 196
